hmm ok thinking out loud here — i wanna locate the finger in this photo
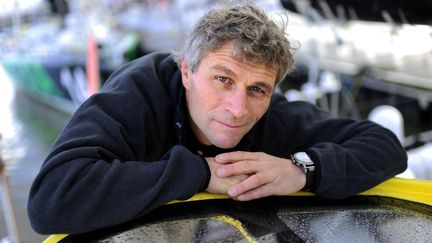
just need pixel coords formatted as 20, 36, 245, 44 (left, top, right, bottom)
235, 184, 274, 201
215, 151, 260, 163
227, 173, 267, 198
216, 160, 258, 177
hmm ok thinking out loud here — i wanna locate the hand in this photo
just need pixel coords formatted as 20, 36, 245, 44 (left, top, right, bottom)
205, 156, 249, 194
214, 151, 306, 201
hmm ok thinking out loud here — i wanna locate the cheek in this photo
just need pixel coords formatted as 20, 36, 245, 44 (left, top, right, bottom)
196, 86, 223, 109
249, 100, 270, 120
189, 88, 218, 124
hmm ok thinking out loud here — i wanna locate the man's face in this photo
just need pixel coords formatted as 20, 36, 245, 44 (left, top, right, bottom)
181, 43, 278, 148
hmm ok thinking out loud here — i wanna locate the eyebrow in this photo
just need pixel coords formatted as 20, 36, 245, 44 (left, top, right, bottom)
211, 65, 237, 78
211, 64, 274, 90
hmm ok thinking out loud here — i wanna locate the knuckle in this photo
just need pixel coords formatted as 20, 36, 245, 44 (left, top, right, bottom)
252, 173, 265, 184
243, 160, 253, 171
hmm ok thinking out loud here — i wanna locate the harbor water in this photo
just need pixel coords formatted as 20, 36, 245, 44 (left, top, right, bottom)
0, 66, 70, 242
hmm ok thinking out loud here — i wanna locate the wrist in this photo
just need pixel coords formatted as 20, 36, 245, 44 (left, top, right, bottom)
291, 152, 315, 191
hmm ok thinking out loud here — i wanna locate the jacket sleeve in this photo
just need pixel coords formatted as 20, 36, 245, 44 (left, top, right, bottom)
27, 67, 209, 235
267, 96, 408, 199
306, 119, 408, 199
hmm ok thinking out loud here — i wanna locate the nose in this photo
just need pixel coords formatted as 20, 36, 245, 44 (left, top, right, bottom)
225, 89, 248, 118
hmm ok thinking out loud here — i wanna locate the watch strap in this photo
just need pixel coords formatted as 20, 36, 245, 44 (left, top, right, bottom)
303, 168, 315, 192
291, 153, 315, 192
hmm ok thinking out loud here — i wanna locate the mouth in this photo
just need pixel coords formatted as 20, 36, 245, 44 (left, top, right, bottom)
217, 121, 246, 129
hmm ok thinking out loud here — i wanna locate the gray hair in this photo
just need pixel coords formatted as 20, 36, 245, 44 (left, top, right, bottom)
174, 3, 295, 83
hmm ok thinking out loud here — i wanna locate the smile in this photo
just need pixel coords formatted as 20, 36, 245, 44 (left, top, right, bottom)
217, 121, 246, 129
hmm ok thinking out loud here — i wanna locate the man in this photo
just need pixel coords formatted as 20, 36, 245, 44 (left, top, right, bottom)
28, 3, 407, 235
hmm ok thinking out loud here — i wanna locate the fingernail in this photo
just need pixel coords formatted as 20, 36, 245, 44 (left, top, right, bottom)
215, 154, 223, 161
228, 188, 236, 197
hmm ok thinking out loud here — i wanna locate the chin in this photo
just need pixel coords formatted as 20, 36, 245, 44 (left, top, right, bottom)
211, 138, 241, 149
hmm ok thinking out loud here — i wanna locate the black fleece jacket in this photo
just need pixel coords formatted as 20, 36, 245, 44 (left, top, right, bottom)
27, 53, 407, 235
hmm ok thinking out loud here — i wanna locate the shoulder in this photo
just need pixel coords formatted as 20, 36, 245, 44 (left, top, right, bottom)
268, 93, 330, 119
101, 52, 179, 91
77, 53, 182, 116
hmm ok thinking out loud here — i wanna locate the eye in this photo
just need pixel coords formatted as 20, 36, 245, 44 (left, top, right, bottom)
248, 86, 266, 96
216, 76, 229, 83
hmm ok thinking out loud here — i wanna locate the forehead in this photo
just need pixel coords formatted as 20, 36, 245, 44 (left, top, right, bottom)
198, 44, 279, 80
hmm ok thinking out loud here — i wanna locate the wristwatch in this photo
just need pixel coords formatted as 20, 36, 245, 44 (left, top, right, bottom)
291, 152, 315, 191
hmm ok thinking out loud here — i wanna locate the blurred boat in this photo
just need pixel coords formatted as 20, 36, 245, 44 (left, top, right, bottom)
45, 178, 432, 242
282, 0, 432, 91
0, 3, 143, 114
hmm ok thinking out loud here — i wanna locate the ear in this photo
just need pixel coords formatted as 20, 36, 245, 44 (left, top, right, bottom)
180, 59, 191, 90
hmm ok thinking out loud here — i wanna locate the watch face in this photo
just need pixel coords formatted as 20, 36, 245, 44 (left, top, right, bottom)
294, 152, 313, 165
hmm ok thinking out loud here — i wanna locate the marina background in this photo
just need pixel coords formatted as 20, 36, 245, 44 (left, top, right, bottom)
0, 66, 67, 242
1, 0, 432, 242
